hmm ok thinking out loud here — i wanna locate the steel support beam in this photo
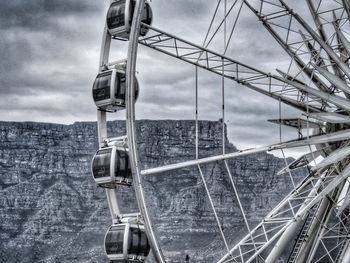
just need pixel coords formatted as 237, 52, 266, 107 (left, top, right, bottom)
141, 128, 350, 176
312, 146, 350, 171
305, 183, 347, 262
139, 24, 325, 113
243, 0, 332, 94
279, 72, 350, 112
218, 170, 329, 263
280, 0, 350, 79
97, 24, 122, 221
296, 197, 333, 262
267, 164, 350, 262
306, 0, 342, 79
333, 20, 350, 56
265, 173, 345, 262
342, 0, 350, 20
313, 64, 350, 95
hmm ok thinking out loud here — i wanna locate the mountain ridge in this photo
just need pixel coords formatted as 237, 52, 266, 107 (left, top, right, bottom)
0, 120, 305, 262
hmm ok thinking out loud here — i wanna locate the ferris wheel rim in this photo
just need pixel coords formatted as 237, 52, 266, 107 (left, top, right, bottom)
127, 0, 350, 261
125, 0, 166, 262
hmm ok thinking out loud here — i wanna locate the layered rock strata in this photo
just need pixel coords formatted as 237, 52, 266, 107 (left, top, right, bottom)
0, 120, 305, 262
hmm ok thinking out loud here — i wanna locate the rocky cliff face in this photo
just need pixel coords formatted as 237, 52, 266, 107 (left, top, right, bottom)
0, 120, 306, 262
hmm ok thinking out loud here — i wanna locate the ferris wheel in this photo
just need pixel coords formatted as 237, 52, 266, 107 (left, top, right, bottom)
91, 0, 350, 262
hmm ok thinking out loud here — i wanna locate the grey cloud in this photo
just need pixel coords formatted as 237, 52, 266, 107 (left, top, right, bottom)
153, 1, 218, 24
0, 0, 104, 30
0, 0, 316, 153
0, 2, 102, 97
0, 90, 96, 124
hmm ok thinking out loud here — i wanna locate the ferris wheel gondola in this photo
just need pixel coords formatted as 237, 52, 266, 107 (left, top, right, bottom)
106, 0, 152, 39
92, 67, 139, 112
91, 143, 132, 188
105, 222, 151, 262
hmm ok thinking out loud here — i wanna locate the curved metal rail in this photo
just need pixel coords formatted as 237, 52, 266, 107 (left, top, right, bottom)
125, 0, 165, 262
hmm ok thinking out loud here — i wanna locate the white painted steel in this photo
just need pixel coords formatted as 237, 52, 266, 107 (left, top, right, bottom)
141, 128, 350, 176
92, 0, 350, 262
139, 24, 323, 113
305, 186, 345, 263
217, 170, 330, 263
337, 179, 350, 211
312, 146, 350, 171
265, 164, 350, 262
277, 149, 324, 176
313, 64, 350, 95
337, 180, 350, 214
280, 72, 350, 112
334, 20, 350, 56
97, 25, 121, 221
285, 1, 350, 80
125, 0, 165, 262
243, 0, 331, 94
296, 198, 332, 262
307, 112, 350, 124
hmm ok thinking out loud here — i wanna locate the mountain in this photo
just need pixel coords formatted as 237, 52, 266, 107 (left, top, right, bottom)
0, 120, 306, 262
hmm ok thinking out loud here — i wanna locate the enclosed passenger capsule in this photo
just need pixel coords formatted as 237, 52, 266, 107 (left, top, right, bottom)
92, 68, 139, 112
106, 0, 153, 39
105, 223, 150, 262
91, 145, 132, 188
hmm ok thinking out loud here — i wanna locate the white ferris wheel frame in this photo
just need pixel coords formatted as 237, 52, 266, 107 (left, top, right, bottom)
95, 0, 350, 262
97, 0, 165, 262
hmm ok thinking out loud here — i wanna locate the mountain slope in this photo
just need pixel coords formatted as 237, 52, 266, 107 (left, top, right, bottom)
0, 120, 306, 262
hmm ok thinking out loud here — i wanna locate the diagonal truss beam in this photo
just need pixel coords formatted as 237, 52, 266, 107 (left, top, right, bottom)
138, 23, 325, 113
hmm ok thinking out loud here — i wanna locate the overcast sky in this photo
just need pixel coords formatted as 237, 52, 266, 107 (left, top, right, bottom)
0, 0, 316, 155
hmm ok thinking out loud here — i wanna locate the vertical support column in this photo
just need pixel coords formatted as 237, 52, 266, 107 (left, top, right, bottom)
99, 26, 112, 70
106, 188, 121, 221
281, 149, 295, 188
97, 110, 107, 145
279, 98, 282, 142
126, 0, 165, 262
195, 66, 199, 160
222, 58, 226, 155
222, 0, 226, 155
